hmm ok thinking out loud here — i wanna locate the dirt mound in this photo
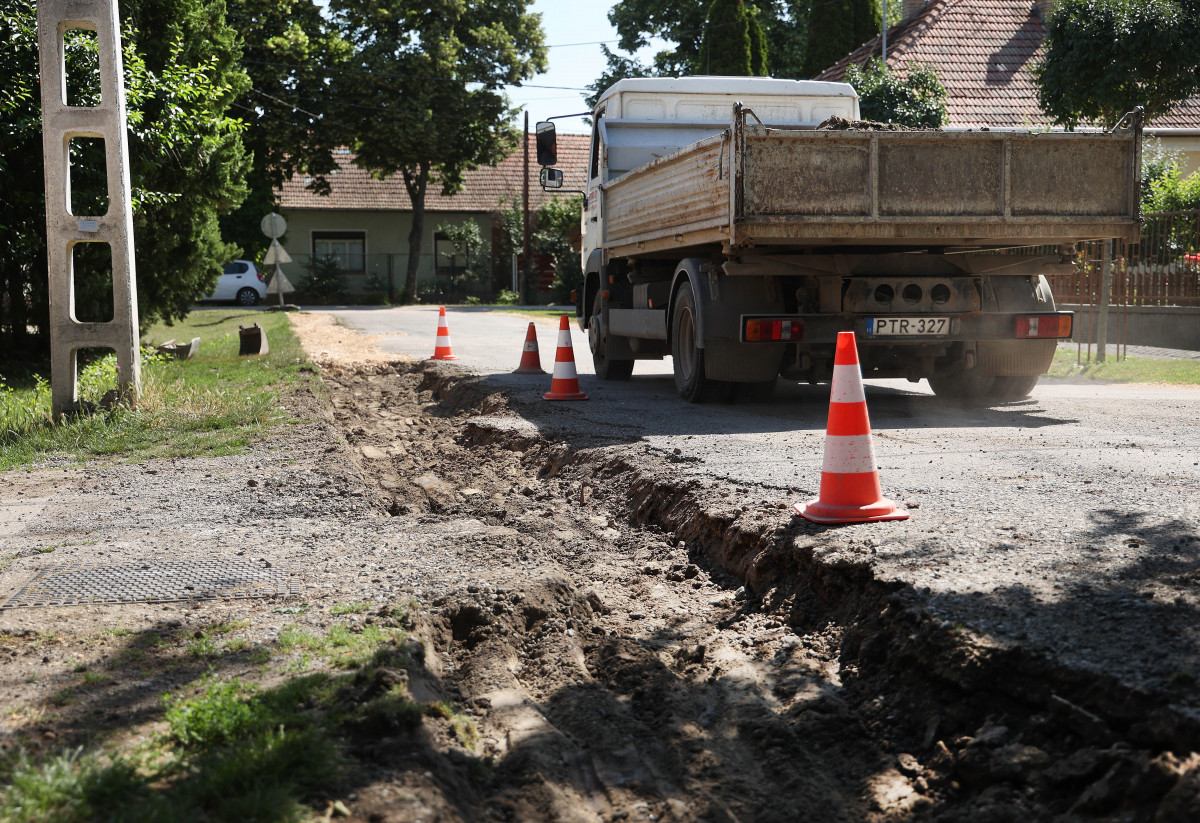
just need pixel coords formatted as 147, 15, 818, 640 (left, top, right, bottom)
817, 115, 927, 131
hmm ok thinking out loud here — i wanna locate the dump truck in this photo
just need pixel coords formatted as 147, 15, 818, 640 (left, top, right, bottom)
535, 76, 1143, 402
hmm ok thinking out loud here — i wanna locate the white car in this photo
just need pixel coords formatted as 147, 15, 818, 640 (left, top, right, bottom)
202, 260, 266, 306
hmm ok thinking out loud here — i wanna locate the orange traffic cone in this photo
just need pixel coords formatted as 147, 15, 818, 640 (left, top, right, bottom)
430, 306, 458, 361
544, 315, 587, 400
795, 331, 908, 524
513, 322, 546, 374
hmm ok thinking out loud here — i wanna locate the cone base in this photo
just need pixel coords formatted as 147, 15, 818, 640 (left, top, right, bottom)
544, 391, 587, 401
794, 498, 909, 525
514, 366, 546, 375
430, 354, 458, 361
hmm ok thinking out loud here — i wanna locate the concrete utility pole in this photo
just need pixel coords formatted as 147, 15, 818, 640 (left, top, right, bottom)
38, 0, 140, 416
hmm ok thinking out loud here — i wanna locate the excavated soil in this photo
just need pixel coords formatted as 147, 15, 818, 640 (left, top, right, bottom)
1, 314, 1198, 821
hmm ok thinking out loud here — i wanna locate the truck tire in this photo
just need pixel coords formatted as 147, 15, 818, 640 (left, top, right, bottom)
927, 368, 997, 400
672, 282, 730, 402
589, 292, 634, 380
991, 374, 1039, 400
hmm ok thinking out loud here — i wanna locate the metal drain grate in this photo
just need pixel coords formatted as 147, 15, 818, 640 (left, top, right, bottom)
0, 560, 301, 608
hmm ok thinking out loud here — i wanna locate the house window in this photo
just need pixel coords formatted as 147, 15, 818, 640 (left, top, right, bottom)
434, 232, 465, 278
312, 231, 365, 273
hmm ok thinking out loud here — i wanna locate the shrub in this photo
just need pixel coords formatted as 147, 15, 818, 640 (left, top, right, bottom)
845, 59, 948, 128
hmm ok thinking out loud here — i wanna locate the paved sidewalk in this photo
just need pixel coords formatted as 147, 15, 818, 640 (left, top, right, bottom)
1059, 341, 1200, 361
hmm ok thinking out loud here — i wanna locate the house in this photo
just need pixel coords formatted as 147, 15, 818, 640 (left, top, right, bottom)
816, 0, 1200, 174
275, 133, 590, 297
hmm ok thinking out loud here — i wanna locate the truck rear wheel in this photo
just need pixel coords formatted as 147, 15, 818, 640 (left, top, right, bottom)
991, 375, 1039, 400
927, 369, 997, 400
672, 282, 730, 403
589, 292, 634, 380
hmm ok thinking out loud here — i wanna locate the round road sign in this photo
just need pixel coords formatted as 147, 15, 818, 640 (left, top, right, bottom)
260, 212, 287, 239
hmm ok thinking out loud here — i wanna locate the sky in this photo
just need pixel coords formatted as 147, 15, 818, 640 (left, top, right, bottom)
510, 1, 665, 134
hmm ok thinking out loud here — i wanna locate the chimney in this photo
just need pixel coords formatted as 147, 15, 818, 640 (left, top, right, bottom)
902, 0, 927, 23
1033, 0, 1056, 18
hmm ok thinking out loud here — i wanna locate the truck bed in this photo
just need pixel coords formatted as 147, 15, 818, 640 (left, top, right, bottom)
601, 109, 1142, 257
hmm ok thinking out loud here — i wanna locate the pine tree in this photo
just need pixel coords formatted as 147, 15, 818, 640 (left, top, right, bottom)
748, 5, 769, 75
802, 0, 881, 78
699, 0, 752, 76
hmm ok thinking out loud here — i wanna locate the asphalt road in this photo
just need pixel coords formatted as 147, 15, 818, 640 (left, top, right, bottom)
314, 304, 1200, 702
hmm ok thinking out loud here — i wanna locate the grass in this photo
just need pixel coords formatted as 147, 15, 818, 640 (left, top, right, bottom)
329, 601, 370, 615
0, 311, 315, 470
0, 625, 470, 823
490, 307, 573, 320
1046, 347, 1200, 385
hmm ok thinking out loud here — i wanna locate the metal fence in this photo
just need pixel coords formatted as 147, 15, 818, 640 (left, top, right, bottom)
1040, 209, 1200, 360
1045, 209, 1200, 309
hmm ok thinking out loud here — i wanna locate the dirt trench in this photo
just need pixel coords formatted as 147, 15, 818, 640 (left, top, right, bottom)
319, 360, 1200, 823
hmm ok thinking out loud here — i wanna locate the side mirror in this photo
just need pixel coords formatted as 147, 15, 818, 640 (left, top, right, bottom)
535, 121, 557, 167
540, 167, 563, 190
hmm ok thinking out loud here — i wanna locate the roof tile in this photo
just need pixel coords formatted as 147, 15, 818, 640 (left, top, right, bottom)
817, 0, 1200, 130
279, 134, 591, 212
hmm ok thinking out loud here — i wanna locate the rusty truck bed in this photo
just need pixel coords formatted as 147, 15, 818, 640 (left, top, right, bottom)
601, 109, 1142, 258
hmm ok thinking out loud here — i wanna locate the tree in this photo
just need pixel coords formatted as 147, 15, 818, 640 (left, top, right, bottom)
845, 59, 947, 128
1036, 0, 1200, 129
328, 0, 546, 304
221, 0, 350, 258
802, 0, 880, 79
588, 1, 809, 106
0, 0, 249, 358
698, 0, 752, 76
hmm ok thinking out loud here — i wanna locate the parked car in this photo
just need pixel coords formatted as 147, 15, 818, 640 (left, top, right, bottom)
202, 260, 266, 306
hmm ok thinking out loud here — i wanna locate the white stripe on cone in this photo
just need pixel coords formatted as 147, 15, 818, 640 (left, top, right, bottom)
830, 364, 867, 404
524, 340, 537, 352
821, 433, 879, 474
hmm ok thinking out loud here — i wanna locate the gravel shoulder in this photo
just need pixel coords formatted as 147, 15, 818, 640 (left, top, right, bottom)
1, 312, 1198, 822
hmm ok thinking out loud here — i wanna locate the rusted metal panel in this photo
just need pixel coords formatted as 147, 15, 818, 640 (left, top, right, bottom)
878, 140, 1003, 216
604, 135, 727, 247
1009, 137, 1133, 216
742, 135, 871, 216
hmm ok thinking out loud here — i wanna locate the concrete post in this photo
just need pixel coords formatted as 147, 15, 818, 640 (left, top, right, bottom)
1096, 240, 1113, 362
38, 0, 140, 416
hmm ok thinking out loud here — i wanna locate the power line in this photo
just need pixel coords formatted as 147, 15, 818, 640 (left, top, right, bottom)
241, 59, 590, 91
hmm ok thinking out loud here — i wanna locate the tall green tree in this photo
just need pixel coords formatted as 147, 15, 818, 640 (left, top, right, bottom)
1035, 0, 1200, 129
802, 0, 880, 78
328, 0, 546, 304
590, 0, 808, 105
0, 0, 249, 357
698, 0, 752, 76
221, 0, 350, 257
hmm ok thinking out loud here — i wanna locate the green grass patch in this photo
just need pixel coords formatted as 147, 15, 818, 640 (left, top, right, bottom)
0, 311, 315, 470
1046, 348, 1200, 385
490, 307, 573, 320
329, 601, 370, 615
0, 649, 425, 820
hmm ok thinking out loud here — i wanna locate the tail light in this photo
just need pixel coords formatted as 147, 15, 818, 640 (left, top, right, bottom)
744, 318, 804, 342
1015, 313, 1072, 339
257, 269, 265, 283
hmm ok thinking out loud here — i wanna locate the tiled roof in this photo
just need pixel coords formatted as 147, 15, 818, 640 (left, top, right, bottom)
278, 133, 591, 212
817, 0, 1200, 130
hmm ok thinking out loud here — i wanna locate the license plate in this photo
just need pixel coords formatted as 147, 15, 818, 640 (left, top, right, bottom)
868, 317, 949, 336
